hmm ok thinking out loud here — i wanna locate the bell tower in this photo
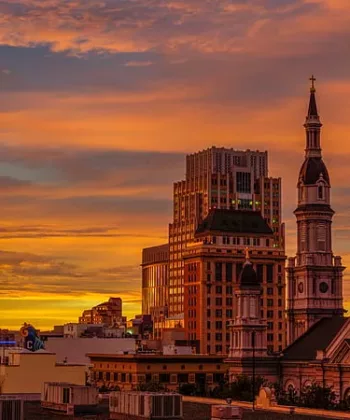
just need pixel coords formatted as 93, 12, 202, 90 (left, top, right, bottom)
286, 76, 345, 344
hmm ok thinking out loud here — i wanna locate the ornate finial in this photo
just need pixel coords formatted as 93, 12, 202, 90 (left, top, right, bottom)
310, 75, 316, 93
245, 247, 250, 261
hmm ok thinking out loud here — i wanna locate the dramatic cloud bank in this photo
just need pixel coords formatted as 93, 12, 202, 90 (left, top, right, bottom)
0, 0, 350, 328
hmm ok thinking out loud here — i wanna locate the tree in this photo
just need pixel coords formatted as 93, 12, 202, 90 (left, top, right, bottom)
299, 382, 337, 409
179, 383, 197, 396
137, 381, 166, 392
210, 375, 266, 402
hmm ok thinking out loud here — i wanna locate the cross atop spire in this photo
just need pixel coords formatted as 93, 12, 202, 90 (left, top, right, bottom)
307, 75, 319, 118
310, 75, 316, 93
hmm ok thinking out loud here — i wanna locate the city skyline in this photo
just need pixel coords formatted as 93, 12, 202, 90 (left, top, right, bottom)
1, 0, 350, 329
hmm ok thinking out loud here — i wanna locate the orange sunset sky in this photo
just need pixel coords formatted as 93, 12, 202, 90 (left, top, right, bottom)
0, 0, 350, 330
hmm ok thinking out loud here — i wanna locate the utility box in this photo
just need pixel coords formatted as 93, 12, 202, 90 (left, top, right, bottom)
41, 382, 98, 415
211, 405, 242, 420
110, 391, 183, 419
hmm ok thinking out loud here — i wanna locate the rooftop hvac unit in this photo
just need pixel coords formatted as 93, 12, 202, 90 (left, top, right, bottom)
110, 391, 183, 419
41, 382, 98, 416
0, 397, 24, 420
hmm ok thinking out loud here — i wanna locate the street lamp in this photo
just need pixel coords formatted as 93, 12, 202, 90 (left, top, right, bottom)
252, 330, 256, 411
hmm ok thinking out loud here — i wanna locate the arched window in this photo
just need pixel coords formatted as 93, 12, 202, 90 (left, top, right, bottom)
318, 185, 323, 199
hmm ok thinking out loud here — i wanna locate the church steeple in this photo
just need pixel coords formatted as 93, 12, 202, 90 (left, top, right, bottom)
304, 75, 322, 158
286, 77, 345, 345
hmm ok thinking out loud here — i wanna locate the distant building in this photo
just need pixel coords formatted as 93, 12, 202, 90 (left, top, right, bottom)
88, 353, 226, 393
63, 323, 125, 339
45, 337, 136, 365
183, 208, 286, 355
0, 349, 86, 396
126, 315, 153, 338
79, 297, 123, 326
142, 244, 169, 339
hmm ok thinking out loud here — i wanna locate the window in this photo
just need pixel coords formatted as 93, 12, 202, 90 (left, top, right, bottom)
63, 388, 70, 404
215, 345, 223, 353
267, 310, 273, 318
267, 299, 273, 307
216, 286, 222, 294
266, 264, 273, 283
226, 309, 233, 318
253, 238, 260, 246
236, 172, 251, 193
159, 374, 170, 383
207, 321, 211, 329
236, 263, 243, 281
216, 297, 222, 306
207, 333, 211, 341
207, 262, 211, 270
226, 285, 233, 294
226, 263, 233, 282
215, 309, 222, 317
267, 333, 274, 341
215, 263, 222, 282
215, 321, 222, 329
267, 287, 273, 295
207, 274, 211, 282
207, 297, 211, 306
318, 185, 323, 199
215, 333, 222, 341
226, 297, 233, 306
257, 264, 263, 283
267, 322, 273, 330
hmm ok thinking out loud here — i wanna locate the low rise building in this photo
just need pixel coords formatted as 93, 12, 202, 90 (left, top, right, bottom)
45, 337, 136, 365
88, 353, 226, 393
0, 350, 86, 396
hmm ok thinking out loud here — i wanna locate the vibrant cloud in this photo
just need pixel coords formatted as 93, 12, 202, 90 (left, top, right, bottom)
0, 0, 349, 329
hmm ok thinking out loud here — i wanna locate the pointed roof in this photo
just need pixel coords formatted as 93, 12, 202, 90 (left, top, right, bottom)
306, 75, 318, 118
238, 248, 260, 289
282, 317, 348, 361
307, 90, 318, 118
195, 209, 273, 236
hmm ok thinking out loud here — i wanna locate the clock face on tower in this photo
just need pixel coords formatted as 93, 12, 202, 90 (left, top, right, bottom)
319, 282, 329, 293
298, 282, 304, 293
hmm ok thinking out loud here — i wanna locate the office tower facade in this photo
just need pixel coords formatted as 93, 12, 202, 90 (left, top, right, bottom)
286, 78, 345, 344
169, 147, 284, 317
183, 208, 286, 355
141, 244, 169, 339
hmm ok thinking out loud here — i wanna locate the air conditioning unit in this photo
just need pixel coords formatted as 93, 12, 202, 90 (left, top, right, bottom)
110, 391, 183, 419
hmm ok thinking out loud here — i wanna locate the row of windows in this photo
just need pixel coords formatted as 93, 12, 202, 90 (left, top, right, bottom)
207, 332, 230, 342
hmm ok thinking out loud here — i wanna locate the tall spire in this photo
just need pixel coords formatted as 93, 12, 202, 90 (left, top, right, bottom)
304, 75, 322, 157
307, 75, 318, 118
